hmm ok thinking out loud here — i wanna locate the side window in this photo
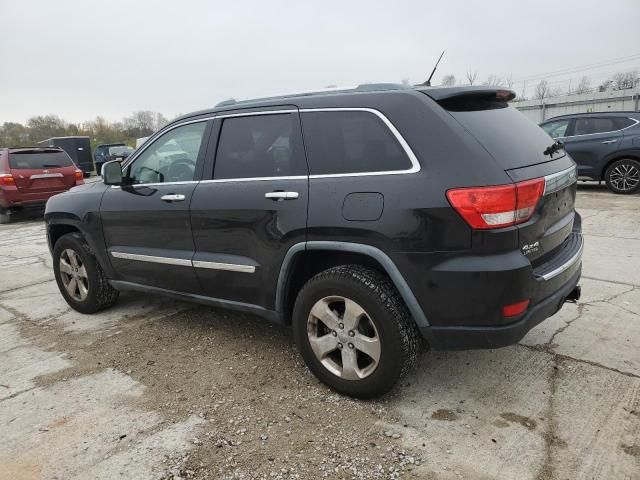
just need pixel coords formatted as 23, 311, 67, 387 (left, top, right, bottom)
541, 120, 569, 139
574, 117, 618, 136
301, 111, 412, 175
213, 113, 307, 179
614, 117, 636, 130
128, 122, 207, 184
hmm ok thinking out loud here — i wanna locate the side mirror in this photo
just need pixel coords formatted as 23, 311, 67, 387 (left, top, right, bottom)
102, 160, 124, 185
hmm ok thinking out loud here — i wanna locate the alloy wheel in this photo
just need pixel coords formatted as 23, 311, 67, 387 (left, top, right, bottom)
59, 248, 89, 302
307, 296, 381, 380
609, 163, 640, 192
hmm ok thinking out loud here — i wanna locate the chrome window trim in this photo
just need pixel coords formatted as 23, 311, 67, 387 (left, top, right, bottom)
110, 251, 192, 267
559, 117, 639, 139
118, 107, 421, 186
192, 260, 255, 273
539, 235, 584, 281
300, 107, 421, 178
544, 165, 577, 195
111, 250, 256, 273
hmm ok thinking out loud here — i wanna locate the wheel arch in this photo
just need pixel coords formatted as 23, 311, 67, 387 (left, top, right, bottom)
276, 241, 430, 328
600, 151, 640, 180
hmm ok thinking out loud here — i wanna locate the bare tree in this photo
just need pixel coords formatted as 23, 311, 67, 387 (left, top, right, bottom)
504, 75, 514, 89
611, 71, 639, 90
483, 74, 503, 86
465, 70, 478, 85
574, 76, 592, 94
441, 74, 456, 86
534, 79, 550, 100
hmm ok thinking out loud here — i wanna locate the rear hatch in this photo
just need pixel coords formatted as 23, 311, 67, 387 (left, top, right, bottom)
423, 87, 578, 263
9, 149, 78, 194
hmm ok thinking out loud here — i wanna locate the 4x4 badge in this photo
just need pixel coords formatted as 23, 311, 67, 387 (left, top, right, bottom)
522, 241, 540, 255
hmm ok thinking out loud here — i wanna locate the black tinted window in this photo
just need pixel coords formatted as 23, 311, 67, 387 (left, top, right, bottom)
9, 150, 74, 169
614, 117, 636, 129
214, 114, 307, 179
301, 111, 411, 175
574, 117, 618, 135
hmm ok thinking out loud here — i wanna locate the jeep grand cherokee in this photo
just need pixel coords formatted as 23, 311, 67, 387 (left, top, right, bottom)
44, 85, 583, 398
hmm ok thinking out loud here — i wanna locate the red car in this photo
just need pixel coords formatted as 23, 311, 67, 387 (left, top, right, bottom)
0, 147, 84, 223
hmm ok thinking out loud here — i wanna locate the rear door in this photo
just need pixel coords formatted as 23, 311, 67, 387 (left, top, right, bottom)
190, 109, 309, 310
9, 149, 77, 195
100, 120, 211, 293
562, 116, 622, 179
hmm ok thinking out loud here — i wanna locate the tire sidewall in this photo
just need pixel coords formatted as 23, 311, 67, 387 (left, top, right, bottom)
605, 159, 640, 194
52, 234, 102, 313
293, 272, 405, 398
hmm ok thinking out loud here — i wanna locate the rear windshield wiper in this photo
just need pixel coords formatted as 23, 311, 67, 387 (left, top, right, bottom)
543, 140, 564, 157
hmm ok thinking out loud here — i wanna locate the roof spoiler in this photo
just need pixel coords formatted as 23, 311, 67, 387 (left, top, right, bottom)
419, 86, 516, 102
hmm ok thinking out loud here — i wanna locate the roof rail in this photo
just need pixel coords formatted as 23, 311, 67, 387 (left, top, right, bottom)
213, 83, 411, 108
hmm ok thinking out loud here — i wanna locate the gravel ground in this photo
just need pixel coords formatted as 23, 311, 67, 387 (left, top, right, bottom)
1, 183, 639, 480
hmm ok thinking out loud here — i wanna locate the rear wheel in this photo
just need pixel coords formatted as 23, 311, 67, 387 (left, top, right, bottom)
53, 233, 119, 313
604, 159, 640, 194
292, 265, 422, 398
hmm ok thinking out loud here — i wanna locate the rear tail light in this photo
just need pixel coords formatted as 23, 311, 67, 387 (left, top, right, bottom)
503, 300, 530, 317
0, 173, 15, 186
446, 178, 544, 229
74, 169, 84, 183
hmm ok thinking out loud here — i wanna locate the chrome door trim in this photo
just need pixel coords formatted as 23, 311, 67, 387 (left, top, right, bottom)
110, 251, 192, 267
192, 260, 256, 273
215, 109, 297, 119
300, 107, 421, 177
111, 250, 256, 273
200, 175, 307, 184
30, 173, 64, 179
543, 165, 577, 195
538, 236, 584, 281
560, 117, 639, 140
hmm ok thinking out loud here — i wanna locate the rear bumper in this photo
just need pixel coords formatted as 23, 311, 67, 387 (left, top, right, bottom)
421, 266, 581, 349
0, 188, 65, 210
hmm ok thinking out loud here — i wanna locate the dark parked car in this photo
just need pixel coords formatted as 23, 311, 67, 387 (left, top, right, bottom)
94, 143, 126, 175
0, 147, 84, 223
540, 112, 640, 194
44, 85, 583, 397
37, 136, 93, 176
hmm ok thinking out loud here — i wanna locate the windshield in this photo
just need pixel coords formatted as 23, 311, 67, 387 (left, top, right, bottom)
109, 146, 133, 155
9, 150, 74, 169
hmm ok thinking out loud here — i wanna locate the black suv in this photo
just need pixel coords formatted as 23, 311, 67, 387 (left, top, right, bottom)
94, 143, 126, 175
540, 112, 640, 194
45, 85, 583, 398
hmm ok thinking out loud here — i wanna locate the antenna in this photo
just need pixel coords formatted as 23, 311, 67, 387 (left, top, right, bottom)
422, 50, 445, 87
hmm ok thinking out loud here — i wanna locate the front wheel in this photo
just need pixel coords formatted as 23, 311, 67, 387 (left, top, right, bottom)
52, 233, 119, 313
292, 265, 422, 398
604, 159, 640, 194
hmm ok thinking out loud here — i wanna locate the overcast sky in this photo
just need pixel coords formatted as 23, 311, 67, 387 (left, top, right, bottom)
1, 0, 639, 124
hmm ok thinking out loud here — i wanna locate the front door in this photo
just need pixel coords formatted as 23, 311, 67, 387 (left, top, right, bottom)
100, 120, 211, 293
563, 116, 622, 179
190, 109, 309, 310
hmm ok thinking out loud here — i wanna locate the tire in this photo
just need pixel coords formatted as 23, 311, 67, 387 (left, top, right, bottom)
52, 232, 119, 313
604, 159, 640, 194
292, 265, 422, 399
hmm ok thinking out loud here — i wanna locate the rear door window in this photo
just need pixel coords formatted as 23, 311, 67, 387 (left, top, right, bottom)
9, 150, 74, 169
573, 117, 618, 135
213, 113, 307, 179
301, 111, 412, 175
614, 117, 637, 130
541, 119, 570, 139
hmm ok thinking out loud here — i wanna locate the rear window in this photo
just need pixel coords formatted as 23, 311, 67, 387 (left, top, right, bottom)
301, 111, 411, 175
433, 94, 562, 170
9, 150, 74, 169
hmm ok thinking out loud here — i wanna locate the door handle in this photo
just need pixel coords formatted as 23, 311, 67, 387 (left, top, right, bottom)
265, 191, 299, 200
602, 140, 617, 144
161, 194, 186, 202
